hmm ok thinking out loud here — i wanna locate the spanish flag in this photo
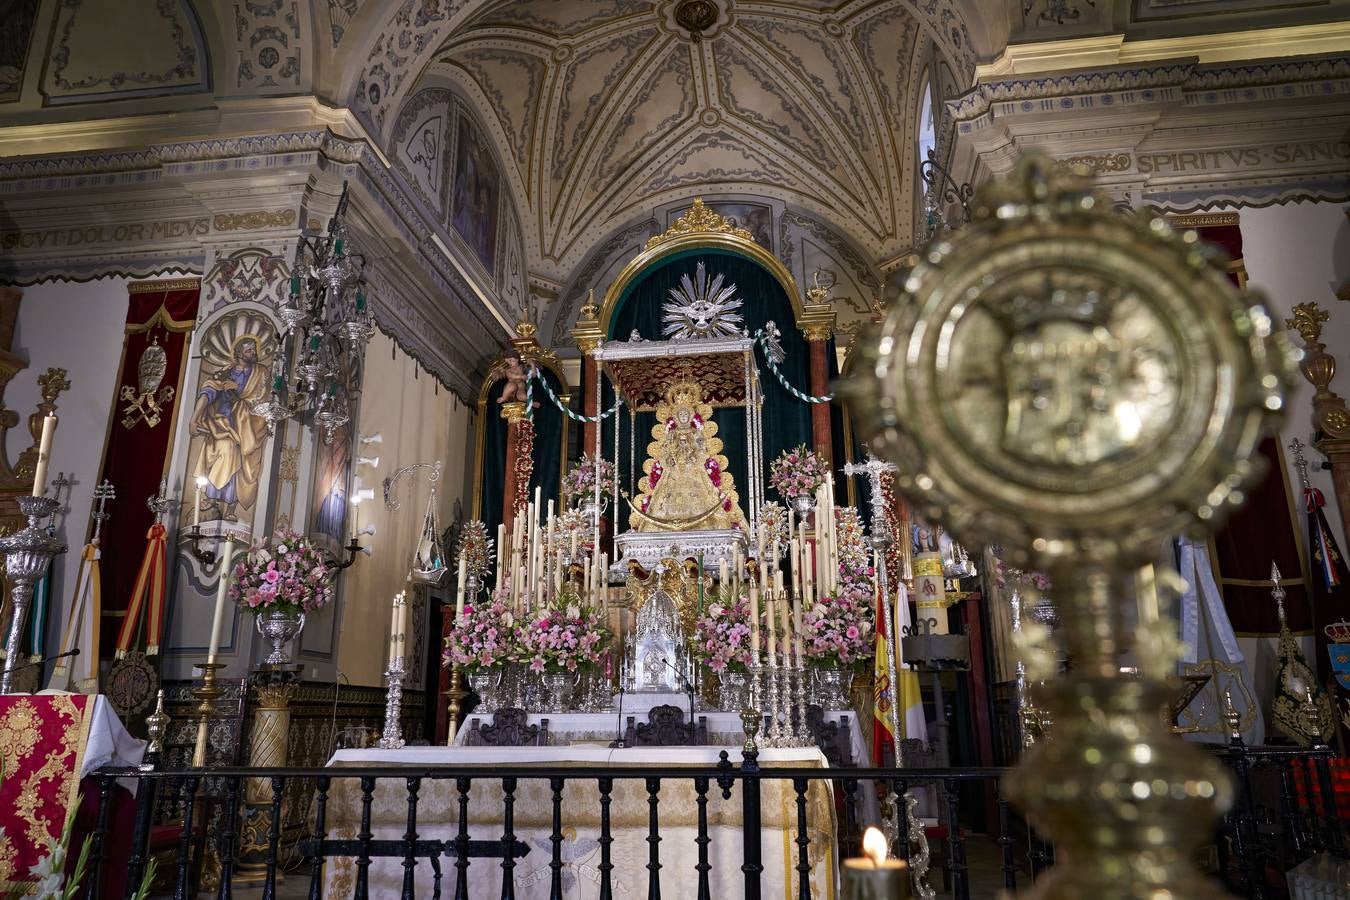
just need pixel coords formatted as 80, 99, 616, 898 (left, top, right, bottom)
873, 566, 896, 765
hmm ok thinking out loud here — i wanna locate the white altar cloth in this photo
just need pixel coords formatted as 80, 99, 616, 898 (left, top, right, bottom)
457, 707, 868, 763
322, 745, 840, 900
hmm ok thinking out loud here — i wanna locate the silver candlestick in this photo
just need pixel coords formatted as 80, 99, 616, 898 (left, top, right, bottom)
0, 496, 66, 694
791, 662, 811, 747
777, 662, 800, 747
765, 658, 785, 746
378, 656, 407, 749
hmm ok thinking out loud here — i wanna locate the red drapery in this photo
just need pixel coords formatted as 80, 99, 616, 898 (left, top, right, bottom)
1196, 224, 1320, 650
97, 281, 199, 658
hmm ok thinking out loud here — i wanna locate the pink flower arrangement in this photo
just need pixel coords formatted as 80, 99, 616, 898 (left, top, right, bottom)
563, 453, 616, 504
692, 594, 755, 673
444, 585, 519, 670
517, 593, 609, 673
769, 444, 829, 501
229, 529, 334, 614
801, 590, 875, 669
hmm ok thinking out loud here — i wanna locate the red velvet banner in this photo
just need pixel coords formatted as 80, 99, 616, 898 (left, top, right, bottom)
1195, 224, 1316, 638
97, 280, 199, 658
0, 694, 94, 892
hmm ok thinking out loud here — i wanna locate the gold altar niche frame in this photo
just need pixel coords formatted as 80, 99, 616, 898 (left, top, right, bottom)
595, 199, 830, 342
470, 317, 571, 521
622, 555, 706, 637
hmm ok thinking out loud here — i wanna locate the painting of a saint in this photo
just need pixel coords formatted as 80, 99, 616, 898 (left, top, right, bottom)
450, 114, 500, 273
189, 313, 276, 525
310, 362, 356, 544
0, 0, 41, 102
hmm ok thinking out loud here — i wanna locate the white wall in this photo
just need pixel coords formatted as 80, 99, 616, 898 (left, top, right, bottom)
7, 277, 130, 663
1237, 201, 1350, 546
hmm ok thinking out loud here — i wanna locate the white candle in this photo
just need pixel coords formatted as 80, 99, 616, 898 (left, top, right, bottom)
765, 593, 777, 667
389, 593, 401, 661
719, 559, 729, 591
31, 412, 56, 497
193, 475, 206, 528
496, 523, 506, 574
749, 583, 761, 657
399, 597, 409, 659
455, 556, 468, 620
206, 540, 235, 664
779, 587, 793, 664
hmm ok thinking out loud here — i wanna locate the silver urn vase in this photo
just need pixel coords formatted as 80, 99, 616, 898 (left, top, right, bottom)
469, 669, 502, 713
791, 493, 815, 519
811, 667, 850, 710
717, 670, 750, 712
543, 670, 574, 712
255, 607, 306, 664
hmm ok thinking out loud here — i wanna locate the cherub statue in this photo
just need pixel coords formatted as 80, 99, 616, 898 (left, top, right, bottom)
496, 356, 532, 405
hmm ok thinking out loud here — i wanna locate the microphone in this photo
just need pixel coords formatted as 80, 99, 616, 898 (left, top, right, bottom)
610, 684, 627, 748
7, 648, 78, 674
662, 657, 696, 726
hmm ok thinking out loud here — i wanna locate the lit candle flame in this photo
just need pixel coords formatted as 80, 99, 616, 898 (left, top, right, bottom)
862, 827, 888, 867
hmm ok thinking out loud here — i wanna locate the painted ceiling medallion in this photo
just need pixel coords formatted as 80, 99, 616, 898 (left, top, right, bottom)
660, 0, 731, 42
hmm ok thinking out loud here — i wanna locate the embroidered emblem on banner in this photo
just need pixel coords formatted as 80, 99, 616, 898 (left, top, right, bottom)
120, 335, 176, 429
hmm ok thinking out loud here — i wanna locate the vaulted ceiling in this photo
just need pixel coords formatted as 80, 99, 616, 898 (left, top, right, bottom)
364, 0, 977, 284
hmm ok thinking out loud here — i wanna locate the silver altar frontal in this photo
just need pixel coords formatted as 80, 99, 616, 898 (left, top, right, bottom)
611, 527, 747, 574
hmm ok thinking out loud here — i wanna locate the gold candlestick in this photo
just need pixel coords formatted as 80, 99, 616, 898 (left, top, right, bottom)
848, 154, 1293, 898
191, 661, 224, 767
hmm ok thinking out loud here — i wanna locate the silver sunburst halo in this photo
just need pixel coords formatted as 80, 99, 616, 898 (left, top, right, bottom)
662, 261, 744, 339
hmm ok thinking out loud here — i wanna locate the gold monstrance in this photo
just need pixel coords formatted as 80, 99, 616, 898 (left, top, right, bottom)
849, 155, 1294, 898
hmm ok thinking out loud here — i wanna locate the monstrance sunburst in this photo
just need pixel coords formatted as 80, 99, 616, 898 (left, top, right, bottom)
662, 261, 744, 339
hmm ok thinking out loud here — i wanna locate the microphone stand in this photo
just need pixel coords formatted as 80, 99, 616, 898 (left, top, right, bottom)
5, 648, 78, 675
663, 657, 697, 730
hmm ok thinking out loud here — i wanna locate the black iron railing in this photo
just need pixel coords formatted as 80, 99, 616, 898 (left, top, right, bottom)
85, 742, 1343, 900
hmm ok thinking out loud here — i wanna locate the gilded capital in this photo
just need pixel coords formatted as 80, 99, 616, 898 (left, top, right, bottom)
500, 400, 529, 423
801, 322, 834, 342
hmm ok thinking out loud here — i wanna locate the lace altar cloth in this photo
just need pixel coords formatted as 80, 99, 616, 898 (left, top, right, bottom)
323, 746, 838, 900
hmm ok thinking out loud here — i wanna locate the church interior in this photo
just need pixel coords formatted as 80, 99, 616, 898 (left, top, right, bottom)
0, 0, 1348, 897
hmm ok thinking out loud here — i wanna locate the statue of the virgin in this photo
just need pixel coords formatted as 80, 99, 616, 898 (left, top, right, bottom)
630, 379, 746, 532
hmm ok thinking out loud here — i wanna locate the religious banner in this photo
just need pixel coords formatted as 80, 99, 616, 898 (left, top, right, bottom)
912, 521, 947, 634
96, 280, 198, 659
0, 694, 95, 893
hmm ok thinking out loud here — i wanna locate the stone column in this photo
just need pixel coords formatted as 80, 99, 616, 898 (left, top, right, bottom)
234, 665, 300, 884
572, 292, 604, 452
1286, 302, 1350, 541
799, 282, 837, 464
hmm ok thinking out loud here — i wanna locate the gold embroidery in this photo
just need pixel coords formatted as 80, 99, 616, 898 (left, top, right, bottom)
0, 699, 41, 764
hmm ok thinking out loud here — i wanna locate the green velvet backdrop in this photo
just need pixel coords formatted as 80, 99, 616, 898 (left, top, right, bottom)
600, 248, 813, 532
478, 366, 566, 588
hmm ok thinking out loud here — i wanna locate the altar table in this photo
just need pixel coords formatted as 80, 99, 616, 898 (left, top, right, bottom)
457, 706, 868, 761
322, 746, 840, 900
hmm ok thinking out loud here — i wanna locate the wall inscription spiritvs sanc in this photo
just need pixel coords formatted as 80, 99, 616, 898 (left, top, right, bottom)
1136, 141, 1350, 173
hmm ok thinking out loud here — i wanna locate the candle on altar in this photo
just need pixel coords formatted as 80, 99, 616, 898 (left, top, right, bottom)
582, 558, 592, 604
388, 592, 401, 661
206, 540, 235, 664
780, 584, 794, 664
193, 475, 206, 528
496, 523, 506, 574
455, 556, 468, 620
31, 412, 57, 497
719, 558, 729, 591
765, 592, 777, 667
789, 538, 800, 603
749, 582, 761, 656
843, 827, 911, 899
794, 590, 804, 659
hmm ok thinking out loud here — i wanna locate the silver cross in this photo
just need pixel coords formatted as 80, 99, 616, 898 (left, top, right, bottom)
92, 480, 116, 542
146, 478, 173, 523
843, 451, 897, 538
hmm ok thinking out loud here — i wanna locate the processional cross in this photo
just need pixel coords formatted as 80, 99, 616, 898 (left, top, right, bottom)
843, 452, 897, 544
91, 480, 116, 542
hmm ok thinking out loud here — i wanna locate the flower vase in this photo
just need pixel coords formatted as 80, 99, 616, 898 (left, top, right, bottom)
469, 670, 500, 713
812, 667, 849, 709
544, 670, 573, 712
718, 670, 750, 711
791, 494, 815, 520
255, 608, 306, 665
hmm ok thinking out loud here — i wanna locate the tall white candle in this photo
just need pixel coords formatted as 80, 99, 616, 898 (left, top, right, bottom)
389, 593, 401, 661
765, 592, 776, 667
780, 586, 793, 664
455, 556, 468, 620
749, 583, 761, 657
206, 540, 235, 664
398, 597, 409, 659
31, 412, 56, 497
193, 476, 206, 528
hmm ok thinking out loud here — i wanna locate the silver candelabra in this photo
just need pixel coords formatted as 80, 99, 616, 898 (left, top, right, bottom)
0, 496, 66, 694
378, 656, 407, 749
